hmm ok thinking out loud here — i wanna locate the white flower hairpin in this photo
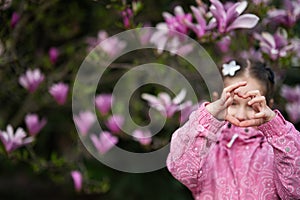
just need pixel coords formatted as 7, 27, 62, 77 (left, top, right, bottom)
222, 60, 241, 76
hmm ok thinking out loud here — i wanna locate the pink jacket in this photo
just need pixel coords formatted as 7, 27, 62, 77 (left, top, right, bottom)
167, 103, 300, 200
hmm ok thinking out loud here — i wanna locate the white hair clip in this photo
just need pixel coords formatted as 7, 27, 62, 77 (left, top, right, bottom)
222, 60, 241, 76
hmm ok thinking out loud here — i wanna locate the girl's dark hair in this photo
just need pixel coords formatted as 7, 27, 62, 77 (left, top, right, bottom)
223, 60, 275, 104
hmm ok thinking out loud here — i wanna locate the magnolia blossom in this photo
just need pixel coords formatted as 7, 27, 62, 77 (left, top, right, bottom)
132, 129, 152, 145
25, 113, 47, 136
151, 6, 195, 55
105, 115, 124, 133
122, 7, 133, 28
48, 47, 59, 64
74, 111, 96, 136
286, 102, 300, 123
150, 23, 193, 55
86, 31, 108, 52
281, 84, 300, 103
281, 84, 300, 123
19, 68, 45, 93
162, 6, 192, 34
267, 0, 300, 27
90, 131, 118, 154
254, 29, 294, 60
10, 12, 20, 29
70, 170, 82, 192
0, 125, 34, 154
138, 25, 153, 45
95, 93, 113, 115
86, 30, 126, 58
141, 89, 189, 118
185, 5, 216, 38
49, 82, 69, 105
209, 0, 259, 34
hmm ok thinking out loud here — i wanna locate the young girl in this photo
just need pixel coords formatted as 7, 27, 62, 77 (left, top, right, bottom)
167, 60, 300, 199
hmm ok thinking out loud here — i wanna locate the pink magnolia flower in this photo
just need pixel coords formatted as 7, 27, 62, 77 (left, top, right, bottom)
86, 30, 126, 58
132, 129, 152, 145
48, 47, 59, 64
286, 102, 300, 123
10, 12, 20, 29
281, 84, 300, 103
141, 89, 188, 118
185, 5, 216, 38
74, 111, 96, 136
86, 31, 108, 52
254, 29, 294, 60
25, 113, 47, 136
267, 0, 300, 27
90, 131, 118, 154
101, 37, 127, 58
19, 68, 45, 93
95, 94, 113, 115
138, 24, 153, 45
122, 7, 133, 28
209, 0, 259, 34
105, 115, 124, 133
0, 125, 34, 154
150, 23, 194, 55
70, 170, 82, 192
163, 6, 192, 34
49, 82, 69, 105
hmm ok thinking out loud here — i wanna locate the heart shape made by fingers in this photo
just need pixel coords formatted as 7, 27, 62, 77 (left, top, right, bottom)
224, 93, 260, 127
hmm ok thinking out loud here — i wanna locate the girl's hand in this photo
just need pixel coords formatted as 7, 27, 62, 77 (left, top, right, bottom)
206, 81, 247, 126
238, 90, 276, 127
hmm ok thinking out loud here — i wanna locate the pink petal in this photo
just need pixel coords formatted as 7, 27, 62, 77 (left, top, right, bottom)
190, 6, 206, 29
261, 32, 276, 48
172, 89, 186, 104
71, 171, 83, 192
226, 14, 259, 32
210, 0, 226, 21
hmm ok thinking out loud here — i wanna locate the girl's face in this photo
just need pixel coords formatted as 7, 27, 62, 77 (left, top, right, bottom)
224, 75, 266, 122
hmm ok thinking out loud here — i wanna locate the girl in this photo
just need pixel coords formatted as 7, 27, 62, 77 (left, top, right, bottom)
166, 60, 300, 199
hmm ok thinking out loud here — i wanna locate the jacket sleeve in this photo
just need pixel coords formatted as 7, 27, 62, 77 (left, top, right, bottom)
166, 102, 225, 193
258, 110, 300, 199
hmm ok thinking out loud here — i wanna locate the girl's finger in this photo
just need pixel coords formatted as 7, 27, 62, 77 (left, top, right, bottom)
226, 115, 240, 126
224, 81, 247, 94
253, 112, 266, 119
248, 96, 266, 106
224, 94, 234, 107
242, 90, 261, 99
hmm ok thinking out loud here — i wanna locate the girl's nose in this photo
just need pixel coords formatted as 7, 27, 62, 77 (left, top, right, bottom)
234, 108, 247, 121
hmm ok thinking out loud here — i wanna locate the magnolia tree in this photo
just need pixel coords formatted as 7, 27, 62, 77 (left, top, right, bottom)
0, 0, 300, 198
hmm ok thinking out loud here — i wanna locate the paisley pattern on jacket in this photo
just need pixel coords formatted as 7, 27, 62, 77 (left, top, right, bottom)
167, 103, 300, 200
